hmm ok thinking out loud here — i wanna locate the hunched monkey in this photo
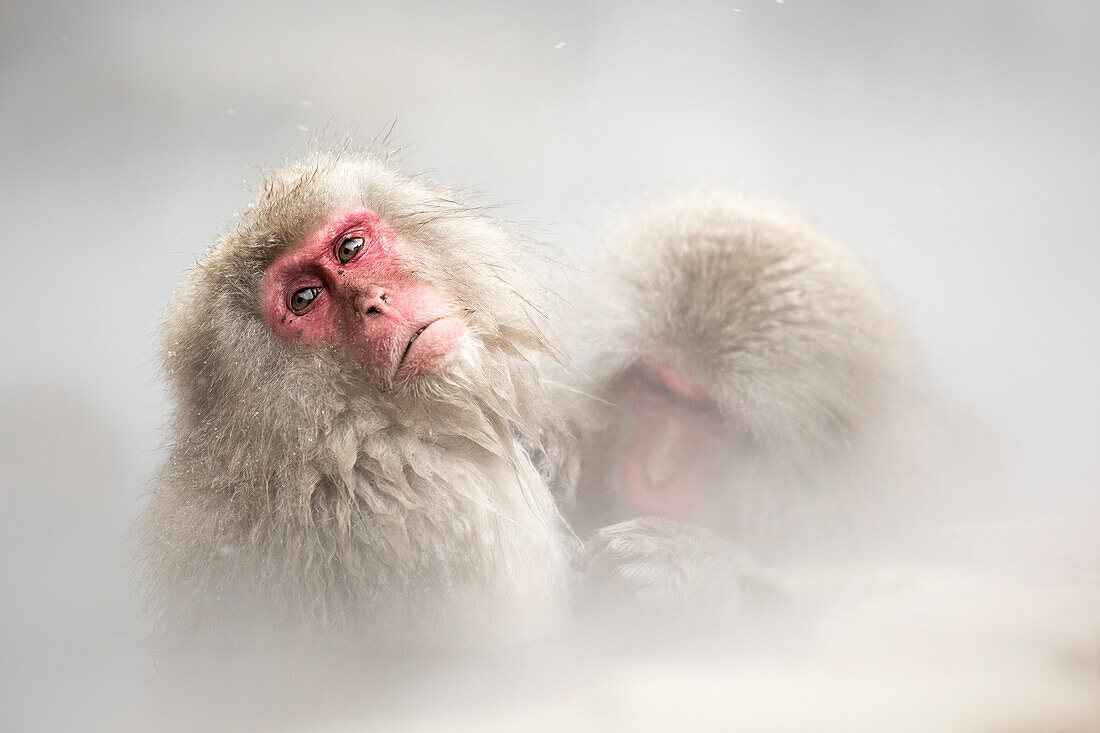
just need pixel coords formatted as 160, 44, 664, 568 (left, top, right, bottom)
565, 192, 922, 595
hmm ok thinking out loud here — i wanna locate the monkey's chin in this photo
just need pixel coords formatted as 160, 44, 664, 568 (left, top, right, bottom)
394, 316, 467, 380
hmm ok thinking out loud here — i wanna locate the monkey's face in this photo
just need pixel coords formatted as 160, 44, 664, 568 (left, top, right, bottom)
609, 356, 733, 520
259, 208, 468, 385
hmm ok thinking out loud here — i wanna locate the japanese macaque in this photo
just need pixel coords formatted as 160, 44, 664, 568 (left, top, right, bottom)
137, 152, 575, 646
565, 192, 923, 571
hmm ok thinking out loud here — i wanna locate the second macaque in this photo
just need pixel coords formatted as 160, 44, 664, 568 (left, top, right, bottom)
563, 193, 923, 562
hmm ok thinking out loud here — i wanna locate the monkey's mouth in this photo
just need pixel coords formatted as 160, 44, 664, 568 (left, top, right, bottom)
617, 358, 724, 519
401, 324, 431, 361
396, 321, 435, 374
394, 316, 466, 379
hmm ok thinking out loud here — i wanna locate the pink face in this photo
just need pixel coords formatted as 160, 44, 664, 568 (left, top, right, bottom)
615, 356, 730, 520
260, 209, 467, 381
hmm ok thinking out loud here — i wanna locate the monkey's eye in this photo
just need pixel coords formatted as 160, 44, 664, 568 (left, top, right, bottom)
288, 286, 322, 312
336, 237, 364, 264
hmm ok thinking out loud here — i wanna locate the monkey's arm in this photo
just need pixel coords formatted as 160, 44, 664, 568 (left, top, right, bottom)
580, 516, 781, 617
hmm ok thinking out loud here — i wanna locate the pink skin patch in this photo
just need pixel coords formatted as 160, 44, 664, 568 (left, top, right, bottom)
260, 208, 466, 380
637, 354, 711, 401
617, 357, 725, 520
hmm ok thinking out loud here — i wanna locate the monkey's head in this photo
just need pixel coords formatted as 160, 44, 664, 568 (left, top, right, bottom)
576, 192, 914, 526
163, 153, 554, 456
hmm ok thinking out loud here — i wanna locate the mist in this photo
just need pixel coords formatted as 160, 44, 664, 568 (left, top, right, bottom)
1, 1, 1097, 730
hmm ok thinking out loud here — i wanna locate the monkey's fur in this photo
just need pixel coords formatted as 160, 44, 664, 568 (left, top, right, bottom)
137, 154, 573, 645
566, 192, 923, 558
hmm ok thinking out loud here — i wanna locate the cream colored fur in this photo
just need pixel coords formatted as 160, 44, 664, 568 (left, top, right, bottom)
138, 153, 571, 646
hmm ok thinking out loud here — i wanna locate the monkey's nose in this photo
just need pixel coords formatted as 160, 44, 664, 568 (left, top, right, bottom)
353, 285, 390, 316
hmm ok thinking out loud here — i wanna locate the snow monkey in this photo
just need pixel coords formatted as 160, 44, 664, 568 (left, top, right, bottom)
137, 152, 580, 646
566, 193, 921, 578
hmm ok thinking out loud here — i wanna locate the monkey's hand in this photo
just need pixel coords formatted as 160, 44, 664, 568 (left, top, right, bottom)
581, 516, 778, 616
